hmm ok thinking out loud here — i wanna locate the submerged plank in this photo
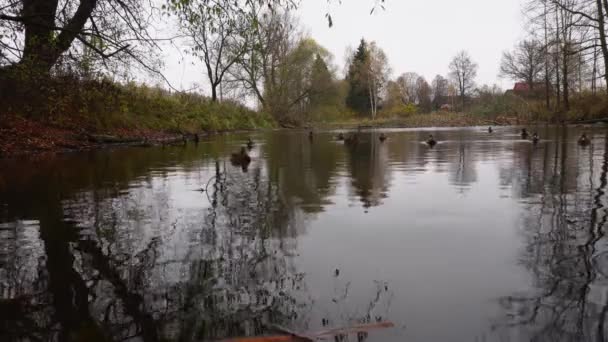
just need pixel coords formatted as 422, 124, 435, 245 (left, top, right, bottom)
221, 321, 395, 342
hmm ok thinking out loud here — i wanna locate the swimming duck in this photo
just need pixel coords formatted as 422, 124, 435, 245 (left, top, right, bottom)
247, 138, 255, 150
521, 128, 529, 139
379, 133, 387, 142
426, 134, 437, 147
488, 126, 493, 133
532, 132, 539, 145
230, 147, 251, 166
578, 133, 590, 146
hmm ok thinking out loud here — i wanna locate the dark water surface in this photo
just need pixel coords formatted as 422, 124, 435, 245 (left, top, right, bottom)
1, 126, 607, 342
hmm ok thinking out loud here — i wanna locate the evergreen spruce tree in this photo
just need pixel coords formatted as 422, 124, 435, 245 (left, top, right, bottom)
346, 39, 371, 115
310, 54, 334, 108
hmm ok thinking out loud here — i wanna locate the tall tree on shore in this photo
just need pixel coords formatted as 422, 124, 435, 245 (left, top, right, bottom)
178, 3, 250, 101
346, 39, 371, 115
227, 9, 336, 124
596, 0, 608, 93
416, 76, 432, 113
431, 75, 449, 110
367, 41, 390, 119
396, 72, 420, 105
449, 51, 478, 110
309, 53, 340, 113
544, 0, 608, 94
500, 40, 545, 90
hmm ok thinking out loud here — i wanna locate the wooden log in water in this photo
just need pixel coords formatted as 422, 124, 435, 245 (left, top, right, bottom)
220, 336, 306, 342
313, 321, 395, 337
87, 134, 143, 144
219, 321, 395, 342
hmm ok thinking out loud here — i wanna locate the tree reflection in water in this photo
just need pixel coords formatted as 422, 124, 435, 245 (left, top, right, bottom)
495, 129, 608, 341
67, 162, 311, 341
2, 128, 608, 341
0, 145, 313, 341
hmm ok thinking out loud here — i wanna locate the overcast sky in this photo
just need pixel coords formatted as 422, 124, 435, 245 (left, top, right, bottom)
163, 0, 527, 93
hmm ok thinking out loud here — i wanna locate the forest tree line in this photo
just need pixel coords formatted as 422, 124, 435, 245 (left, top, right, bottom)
1, 0, 607, 127
0, 0, 472, 125
498, 0, 608, 119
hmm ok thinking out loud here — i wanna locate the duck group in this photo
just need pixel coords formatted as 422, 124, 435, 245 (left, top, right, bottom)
226, 128, 593, 173
519, 129, 592, 147
520, 128, 542, 145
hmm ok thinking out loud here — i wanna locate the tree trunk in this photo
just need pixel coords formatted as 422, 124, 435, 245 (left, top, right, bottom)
597, 0, 608, 93
592, 43, 598, 95
17, 0, 97, 75
544, 1, 550, 110
554, 4, 561, 111
461, 87, 465, 111
561, 5, 571, 113
20, 0, 60, 73
562, 42, 570, 111
211, 84, 218, 102
368, 81, 372, 118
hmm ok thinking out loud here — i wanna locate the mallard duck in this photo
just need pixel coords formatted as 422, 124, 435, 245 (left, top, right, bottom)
427, 134, 437, 147
521, 128, 529, 139
379, 133, 387, 142
246, 138, 254, 150
231, 147, 251, 166
578, 133, 590, 146
532, 132, 539, 144
488, 126, 493, 133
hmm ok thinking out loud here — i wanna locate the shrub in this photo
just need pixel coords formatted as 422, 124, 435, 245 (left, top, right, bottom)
379, 103, 418, 118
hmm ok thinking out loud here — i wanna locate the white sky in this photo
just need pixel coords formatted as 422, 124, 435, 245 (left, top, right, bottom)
162, 0, 527, 93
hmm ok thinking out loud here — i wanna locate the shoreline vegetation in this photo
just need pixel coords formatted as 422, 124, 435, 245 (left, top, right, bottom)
0, 76, 274, 157
1, 76, 606, 158
2, 1, 608, 158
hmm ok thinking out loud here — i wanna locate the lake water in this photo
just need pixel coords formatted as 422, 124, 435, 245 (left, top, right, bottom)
1, 125, 607, 342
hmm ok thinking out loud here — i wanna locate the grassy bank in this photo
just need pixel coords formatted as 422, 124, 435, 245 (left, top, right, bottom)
1, 75, 274, 132
317, 113, 518, 130
318, 91, 608, 130
0, 75, 274, 156
2, 73, 607, 157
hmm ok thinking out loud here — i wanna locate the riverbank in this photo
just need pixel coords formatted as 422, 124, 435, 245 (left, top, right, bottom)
316, 113, 608, 130
315, 113, 522, 130
3, 110, 606, 158
0, 75, 274, 157
0, 113, 270, 158
0, 112, 497, 156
